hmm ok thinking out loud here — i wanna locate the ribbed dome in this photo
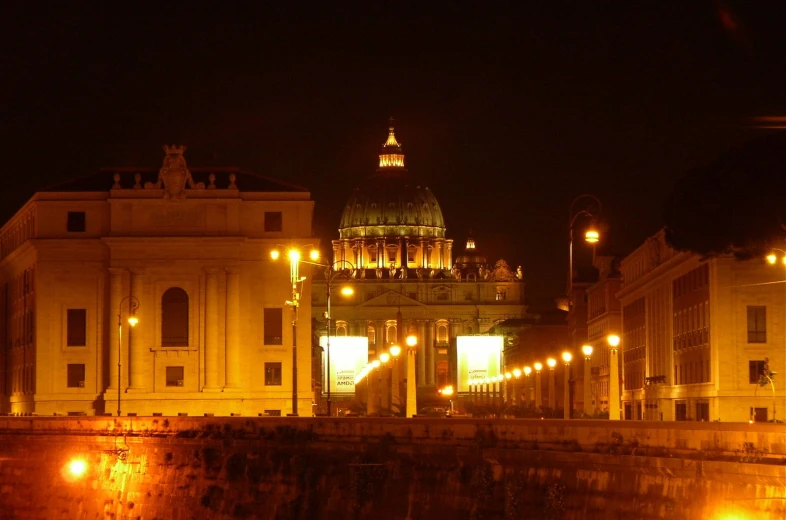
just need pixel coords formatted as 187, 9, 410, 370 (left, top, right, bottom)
338, 121, 446, 240
338, 170, 446, 239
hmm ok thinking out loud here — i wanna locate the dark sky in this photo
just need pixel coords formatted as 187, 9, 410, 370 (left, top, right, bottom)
2, 2, 785, 305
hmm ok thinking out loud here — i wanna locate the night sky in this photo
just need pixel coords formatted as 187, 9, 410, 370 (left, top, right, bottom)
2, 2, 785, 306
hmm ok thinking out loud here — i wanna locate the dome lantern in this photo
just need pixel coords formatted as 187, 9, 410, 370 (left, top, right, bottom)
378, 117, 405, 170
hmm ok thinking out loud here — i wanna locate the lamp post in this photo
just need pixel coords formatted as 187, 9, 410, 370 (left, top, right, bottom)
562, 351, 572, 419
608, 334, 621, 421
117, 295, 139, 417
323, 260, 356, 417
271, 247, 320, 417
522, 366, 531, 407
406, 334, 418, 417
534, 362, 543, 410
547, 358, 557, 410
505, 372, 512, 407
568, 194, 602, 308
765, 250, 785, 422
512, 368, 522, 407
582, 345, 594, 417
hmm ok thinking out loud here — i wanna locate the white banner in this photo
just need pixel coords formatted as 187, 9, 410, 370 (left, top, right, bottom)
456, 335, 503, 393
320, 336, 369, 394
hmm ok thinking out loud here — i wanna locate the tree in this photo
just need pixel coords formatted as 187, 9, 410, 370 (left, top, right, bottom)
664, 131, 786, 257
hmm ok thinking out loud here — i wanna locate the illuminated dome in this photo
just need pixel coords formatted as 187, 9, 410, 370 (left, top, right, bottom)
454, 236, 487, 269
338, 120, 446, 240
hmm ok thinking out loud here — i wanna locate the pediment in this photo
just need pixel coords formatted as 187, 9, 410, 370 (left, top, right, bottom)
359, 290, 424, 307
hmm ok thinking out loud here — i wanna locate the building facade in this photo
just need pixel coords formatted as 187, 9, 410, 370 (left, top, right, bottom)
311, 123, 526, 413
0, 146, 315, 417
616, 229, 785, 422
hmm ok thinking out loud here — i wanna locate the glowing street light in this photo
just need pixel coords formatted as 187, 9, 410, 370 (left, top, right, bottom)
547, 358, 557, 410
534, 362, 543, 410
562, 351, 572, 419
406, 334, 418, 417
523, 366, 531, 407
117, 295, 139, 417
608, 334, 621, 421
581, 345, 594, 416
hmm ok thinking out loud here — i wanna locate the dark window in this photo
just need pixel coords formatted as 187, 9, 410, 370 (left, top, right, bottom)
696, 402, 709, 422
436, 292, 449, 301
166, 366, 184, 387
67, 364, 85, 388
265, 362, 282, 385
67, 211, 86, 232
264, 211, 283, 232
749, 360, 767, 384
66, 309, 86, 346
464, 292, 473, 301
675, 401, 687, 421
264, 308, 283, 345
751, 407, 768, 422
407, 247, 416, 263
162, 288, 189, 346
747, 306, 766, 343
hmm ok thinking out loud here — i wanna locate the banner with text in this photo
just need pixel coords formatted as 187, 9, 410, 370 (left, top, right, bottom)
320, 336, 369, 395
456, 335, 503, 393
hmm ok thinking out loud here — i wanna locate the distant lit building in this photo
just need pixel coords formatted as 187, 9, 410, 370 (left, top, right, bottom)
0, 147, 315, 416
617, 229, 785, 422
311, 122, 526, 412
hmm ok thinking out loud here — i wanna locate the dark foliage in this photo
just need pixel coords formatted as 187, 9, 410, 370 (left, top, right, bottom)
664, 131, 786, 258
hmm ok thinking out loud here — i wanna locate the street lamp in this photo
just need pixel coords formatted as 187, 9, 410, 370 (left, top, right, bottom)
321, 260, 356, 417
607, 334, 621, 420
562, 351, 572, 419
568, 194, 602, 309
117, 295, 139, 417
547, 358, 557, 410
271, 246, 319, 416
534, 362, 543, 410
406, 334, 418, 417
522, 366, 531, 407
582, 345, 594, 417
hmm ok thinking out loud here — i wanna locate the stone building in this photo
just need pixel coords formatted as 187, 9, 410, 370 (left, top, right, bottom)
311, 122, 526, 412
0, 146, 316, 417
616, 229, 785, 422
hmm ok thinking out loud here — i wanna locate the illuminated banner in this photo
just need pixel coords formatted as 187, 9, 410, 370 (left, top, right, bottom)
456, 335, 503, 393
319, 336, 369, 395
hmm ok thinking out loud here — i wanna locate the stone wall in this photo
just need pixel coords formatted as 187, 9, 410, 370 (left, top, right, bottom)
0, 417, 784, 519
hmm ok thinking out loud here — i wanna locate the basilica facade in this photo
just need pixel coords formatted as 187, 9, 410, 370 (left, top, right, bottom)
0, 147, 315, 417
311, 123, 527, 411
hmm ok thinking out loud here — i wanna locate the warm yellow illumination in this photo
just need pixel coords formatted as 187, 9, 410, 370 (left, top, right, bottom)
340, 286, 354, 296
127, 315, 138, 327
767, 253, 777, 265
466, 238, 476, 250
270, 249, 280, 260
523, 366, 532, 376
484, 377, 491, 384
67, 458, 87, 478
607, 334, 621, 348
562, 351, 572, 363
581, 345, 593, 357
547, 358, 556, 368
513, 368, 522, 378
534, 362, 543, 372
288, 249, 301, 262
309, 250, 320, 261
371, 360, 381, 368
380, 352, 390, 364
585, 229, 600, 243
389, 344, 401, 357
505, 372, 512, 379
440, 385, 454, 396
406, 335, 417, 347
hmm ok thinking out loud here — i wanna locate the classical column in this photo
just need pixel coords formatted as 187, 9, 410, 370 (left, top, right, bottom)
425, 321, 435, 386
358, 239, 366, 269
129, 270, 146, 390
108, 268, 126, 391
417, 321, 426, 386
403, 237, 410, 268
444, 240, 453, 268
380, 239, 387, 268
225, 268, 241, 389
406, 341, 417, 417
332, 242, 340, 266
204, 268, 220, 390
419, 239, 427, 268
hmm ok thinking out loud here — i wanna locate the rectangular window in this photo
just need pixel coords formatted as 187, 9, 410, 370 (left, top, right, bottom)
696, 401, 709, 422
264, 362, 282, 386
263, 308, 283, 345
166, 366, 185, 387
464, 292, 473, 301
495, 289, 507, 301
675, 401, 687, 421
407, 248, 416, 263
747, 306, 766, 343
67, 211, 86, 232
368, 248, 377, 263
67, 364, 85, 388
749, 360, 767, 384
436, 292, 449, 301
66, 309, 87, 346
264, 211, 283, 232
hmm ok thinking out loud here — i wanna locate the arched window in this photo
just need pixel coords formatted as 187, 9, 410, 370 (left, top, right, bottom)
335, 321, 348, 336
367, 325, 376, 345
162, 287, 189, 346
437, 324, 448, 344
385, 320, 397, 344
